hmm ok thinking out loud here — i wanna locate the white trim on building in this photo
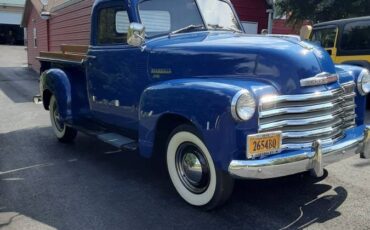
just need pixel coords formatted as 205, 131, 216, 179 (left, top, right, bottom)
0, 11, 23, 25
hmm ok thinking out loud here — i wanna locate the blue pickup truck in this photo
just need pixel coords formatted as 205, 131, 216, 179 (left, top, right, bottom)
37, 0, 370, 209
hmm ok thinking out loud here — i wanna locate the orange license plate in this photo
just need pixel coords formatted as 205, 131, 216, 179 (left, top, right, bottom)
247, 132, 282, 159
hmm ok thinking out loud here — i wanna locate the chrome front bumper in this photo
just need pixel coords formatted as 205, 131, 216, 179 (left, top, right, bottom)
228, 126, 370, 179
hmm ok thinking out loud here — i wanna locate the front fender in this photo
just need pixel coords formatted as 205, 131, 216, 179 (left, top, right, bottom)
138, 78, 277, 170
40, 68, 72, 121
340, 60, 370, 70
336, 64, 367, 125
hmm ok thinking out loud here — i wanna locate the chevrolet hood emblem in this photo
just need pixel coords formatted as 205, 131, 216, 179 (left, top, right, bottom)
300, 72, 339, 87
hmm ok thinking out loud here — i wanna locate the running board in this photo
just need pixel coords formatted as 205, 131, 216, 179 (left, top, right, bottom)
97, 133, 137, 151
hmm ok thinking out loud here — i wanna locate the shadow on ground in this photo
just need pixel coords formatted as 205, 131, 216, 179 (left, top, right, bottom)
0, 67, 38, 103
0, 127, 347, 230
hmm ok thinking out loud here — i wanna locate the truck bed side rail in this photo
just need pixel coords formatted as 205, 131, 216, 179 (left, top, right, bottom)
37, 44, 89, 65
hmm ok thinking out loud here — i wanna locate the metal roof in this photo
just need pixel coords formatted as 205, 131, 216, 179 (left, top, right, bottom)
314, 16, 370, 28
0, 0, 25, 7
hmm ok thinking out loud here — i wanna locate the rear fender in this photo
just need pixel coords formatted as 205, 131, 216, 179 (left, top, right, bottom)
40, 69, 72, 121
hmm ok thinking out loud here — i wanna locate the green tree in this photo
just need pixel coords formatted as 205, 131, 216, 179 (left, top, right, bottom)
276, 0, 370, 27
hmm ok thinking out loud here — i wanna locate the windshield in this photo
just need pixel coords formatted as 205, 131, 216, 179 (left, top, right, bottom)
197, 0, 241, 32
138, 0, 241, 37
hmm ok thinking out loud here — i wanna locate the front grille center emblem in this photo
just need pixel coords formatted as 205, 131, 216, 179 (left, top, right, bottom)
300, 72, 339, 87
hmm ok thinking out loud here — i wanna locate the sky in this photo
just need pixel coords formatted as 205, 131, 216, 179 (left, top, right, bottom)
0, 0, 26, 7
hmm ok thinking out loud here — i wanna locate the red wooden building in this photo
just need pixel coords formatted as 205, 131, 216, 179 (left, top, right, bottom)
22, 0, 269, 72
273, 19, 312, 35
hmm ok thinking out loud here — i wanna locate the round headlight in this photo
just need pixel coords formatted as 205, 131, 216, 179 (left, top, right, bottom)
357, 69, 370, 96
231, 89, 256, 121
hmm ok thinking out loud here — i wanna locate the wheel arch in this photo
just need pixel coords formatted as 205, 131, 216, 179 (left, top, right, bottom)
42, 89, 52, 110
40, 69, 73, 121
150, 113, 196, 160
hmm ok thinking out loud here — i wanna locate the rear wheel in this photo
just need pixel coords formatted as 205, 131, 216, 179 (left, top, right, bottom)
166, 125, 234, 210
49, 95, 77, 143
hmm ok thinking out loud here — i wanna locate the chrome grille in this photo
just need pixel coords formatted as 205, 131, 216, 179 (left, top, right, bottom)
259, 82, 356, 150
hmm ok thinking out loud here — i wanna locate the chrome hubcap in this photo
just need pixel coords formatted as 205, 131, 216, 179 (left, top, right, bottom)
175, 142, 210, 194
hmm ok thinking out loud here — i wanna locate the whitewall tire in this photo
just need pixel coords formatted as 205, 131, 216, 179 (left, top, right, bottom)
166, 125, 234, 210
49, 95, 77, 143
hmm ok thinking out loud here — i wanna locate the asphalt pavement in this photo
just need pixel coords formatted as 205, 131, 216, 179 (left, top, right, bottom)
0, 45, 369, 230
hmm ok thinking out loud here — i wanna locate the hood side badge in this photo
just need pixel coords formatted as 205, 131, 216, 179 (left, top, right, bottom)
300, 72, 339, 87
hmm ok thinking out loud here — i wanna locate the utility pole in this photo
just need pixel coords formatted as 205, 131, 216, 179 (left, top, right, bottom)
265, 0, 275, 34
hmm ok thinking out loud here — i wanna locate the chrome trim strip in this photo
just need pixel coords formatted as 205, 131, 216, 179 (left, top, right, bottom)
259, 88, 343, 105
231, 89, 255, 121
36, 56, 84, 65
282, 123, 342, 139
260, 102, 339, 118
342, 81, 356, 86
343, 115, 356, 122
259, 114, 341, 131
357, 69, 370, 96
342, 92, 356, 100
281, 134, 344, 149
342, 104, 356, 110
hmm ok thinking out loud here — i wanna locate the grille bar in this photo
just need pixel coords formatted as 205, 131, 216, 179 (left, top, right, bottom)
259, 113, 342, 132
260, 102, 340, 118
259, 81, 356, 150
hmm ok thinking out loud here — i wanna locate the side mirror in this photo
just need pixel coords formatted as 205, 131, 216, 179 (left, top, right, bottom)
127, 23, 146, 47
300, 25, 312, 41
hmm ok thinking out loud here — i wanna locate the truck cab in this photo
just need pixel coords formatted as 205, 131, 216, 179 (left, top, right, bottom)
38, 0, 370, 210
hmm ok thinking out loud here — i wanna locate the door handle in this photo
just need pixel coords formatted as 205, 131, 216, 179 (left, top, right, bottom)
86, 55, 96, 60
83, 55, 96, 66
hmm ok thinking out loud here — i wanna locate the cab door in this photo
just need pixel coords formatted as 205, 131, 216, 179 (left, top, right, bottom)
311, 26, 339, 62
86, 3, 149, 132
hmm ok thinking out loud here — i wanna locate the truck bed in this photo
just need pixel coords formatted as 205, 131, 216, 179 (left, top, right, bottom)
37, 45, 89, 65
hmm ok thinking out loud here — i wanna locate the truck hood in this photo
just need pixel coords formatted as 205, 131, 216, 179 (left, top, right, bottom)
146, 31, 337, 94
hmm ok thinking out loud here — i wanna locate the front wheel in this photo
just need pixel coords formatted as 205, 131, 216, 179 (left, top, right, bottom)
166, 125, 234, 210
49, 95, 77, 143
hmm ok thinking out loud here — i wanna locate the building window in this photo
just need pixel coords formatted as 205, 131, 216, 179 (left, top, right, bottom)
33, 23, 37, 48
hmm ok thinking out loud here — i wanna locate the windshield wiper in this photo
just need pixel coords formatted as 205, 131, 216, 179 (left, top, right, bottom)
227, 27, 243, 33
207, 24, 243, 33
208, 24, 223, 29
170, 24, 204, 35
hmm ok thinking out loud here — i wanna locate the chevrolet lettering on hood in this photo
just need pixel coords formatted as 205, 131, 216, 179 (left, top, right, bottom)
300, 72, 339, 87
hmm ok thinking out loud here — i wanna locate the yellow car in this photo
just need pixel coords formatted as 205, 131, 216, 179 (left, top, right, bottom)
309, 16, 370, 70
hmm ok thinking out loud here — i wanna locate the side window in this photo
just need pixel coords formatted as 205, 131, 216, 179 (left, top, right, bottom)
98, 7, 130, 45
311, 27, 337, 48
340, 21, 370, 51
